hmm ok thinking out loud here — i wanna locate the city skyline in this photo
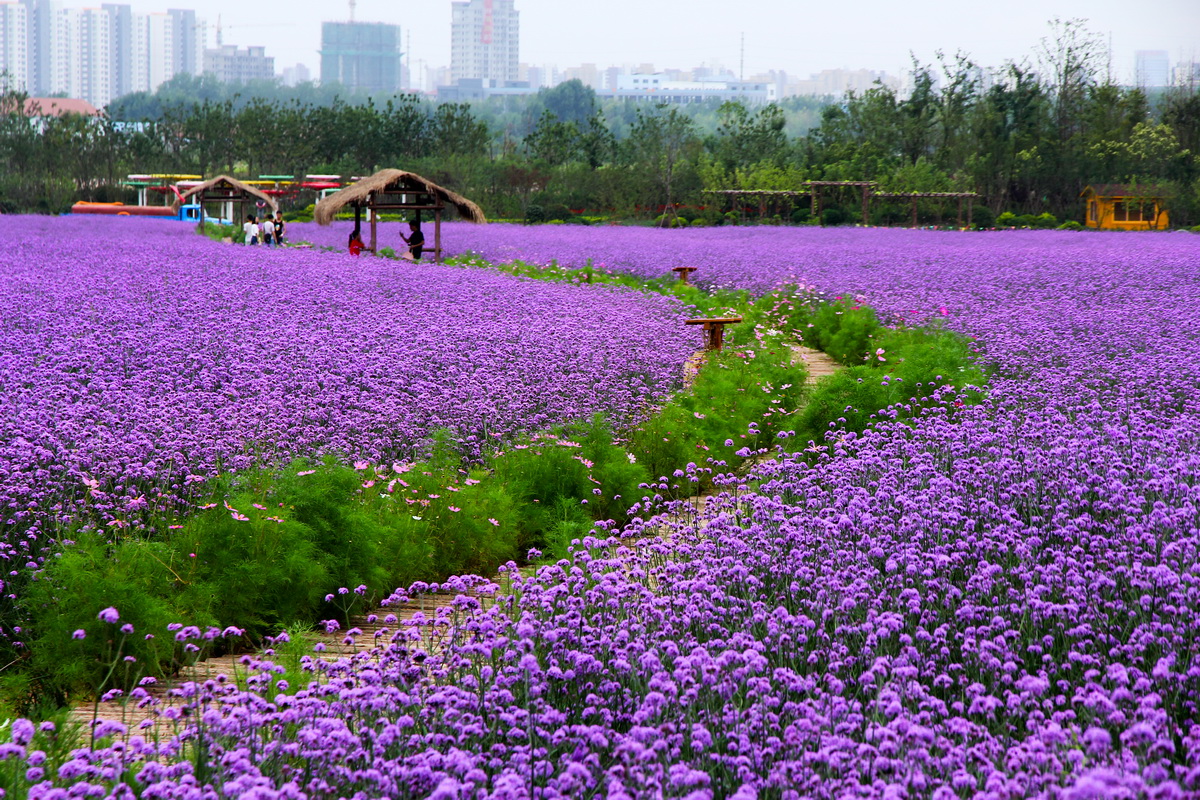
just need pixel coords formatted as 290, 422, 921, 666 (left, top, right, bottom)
101, 0, 1199, 88
3, 0, 1198, 106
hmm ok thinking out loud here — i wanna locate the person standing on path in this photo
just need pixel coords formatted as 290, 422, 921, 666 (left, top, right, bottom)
399, 220, 424, 261
261, 215, 276, 248
243, 215, 258, 245
273, 212, 285, 246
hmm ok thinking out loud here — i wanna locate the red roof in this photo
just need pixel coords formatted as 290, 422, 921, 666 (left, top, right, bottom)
22, 97, 101, 117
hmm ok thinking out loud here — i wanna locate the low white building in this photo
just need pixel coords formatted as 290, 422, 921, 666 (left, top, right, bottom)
607, 73, 775, 104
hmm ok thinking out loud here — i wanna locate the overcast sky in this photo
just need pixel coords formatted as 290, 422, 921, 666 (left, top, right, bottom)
135, 0, 1198, 86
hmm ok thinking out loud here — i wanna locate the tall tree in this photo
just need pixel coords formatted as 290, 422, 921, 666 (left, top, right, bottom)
626, 104, 699, 221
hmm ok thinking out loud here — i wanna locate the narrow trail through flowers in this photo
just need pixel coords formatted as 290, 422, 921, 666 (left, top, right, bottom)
69, 345, 841, 739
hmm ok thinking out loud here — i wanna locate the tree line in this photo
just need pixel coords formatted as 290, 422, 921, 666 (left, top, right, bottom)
2, 20, 1198, 226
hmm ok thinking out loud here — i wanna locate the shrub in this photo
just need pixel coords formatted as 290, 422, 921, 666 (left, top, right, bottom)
25, 535, 219, 698
791, 207, 812, 224
809, 297, 881, 363
970, 206, 995, 229
1034, 212, 1058, 229
792, 324, 987, 448
628, 342, 805, 490
490, 415, 648, 558
870, 208, 906, 226
820, 208, 849, 226
283, 205, 315, 223
1056, 220, 1084, 231
525, 204, 546, 224
996, 211, 1017, 227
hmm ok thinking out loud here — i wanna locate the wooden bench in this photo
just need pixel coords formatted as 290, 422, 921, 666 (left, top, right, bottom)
686, 316, 742, 351
672, 266, 698, 284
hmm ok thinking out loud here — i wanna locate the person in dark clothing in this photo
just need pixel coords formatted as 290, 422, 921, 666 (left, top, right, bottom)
400, 220, 425, 261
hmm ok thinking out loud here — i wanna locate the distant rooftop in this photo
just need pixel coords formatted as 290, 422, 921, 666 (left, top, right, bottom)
22, 98, 101, 117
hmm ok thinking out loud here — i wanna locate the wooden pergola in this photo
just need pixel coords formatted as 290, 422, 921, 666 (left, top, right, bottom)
177, 175, 278, 230
703, 189, 812, 223
705, 184, 981, 228
313, 169, 486, 261
808, 181, 877, 224
871, 191, 980, 228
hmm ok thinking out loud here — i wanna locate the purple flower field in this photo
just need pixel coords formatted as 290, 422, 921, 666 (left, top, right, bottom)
0, 215, 693, 597
7, 221, 1200, 797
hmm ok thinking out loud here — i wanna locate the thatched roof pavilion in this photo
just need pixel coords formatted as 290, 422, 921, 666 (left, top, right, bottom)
314, 169, 486, 262
178, 175, 279, 230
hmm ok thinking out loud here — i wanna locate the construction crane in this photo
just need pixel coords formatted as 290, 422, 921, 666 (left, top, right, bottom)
213, 15, 289, 47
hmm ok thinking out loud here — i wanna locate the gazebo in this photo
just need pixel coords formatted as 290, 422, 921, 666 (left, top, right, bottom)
178, 175, 279, 229
313, 169, 486, 261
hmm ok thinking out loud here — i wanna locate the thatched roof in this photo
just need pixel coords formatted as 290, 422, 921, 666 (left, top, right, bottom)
178, 175, 279, 214
314, 169, 486, 225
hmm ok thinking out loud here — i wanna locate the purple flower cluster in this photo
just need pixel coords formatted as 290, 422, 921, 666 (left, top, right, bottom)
0, 215, 693, 602
7, 221, 1200, 797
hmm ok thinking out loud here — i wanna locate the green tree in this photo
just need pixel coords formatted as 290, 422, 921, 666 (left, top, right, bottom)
625, 104, 700, 221
533, 79, 597, 126
524, 110, 579, 167
431, 103, 490, 158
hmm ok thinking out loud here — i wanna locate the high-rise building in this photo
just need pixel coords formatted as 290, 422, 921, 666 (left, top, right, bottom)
0, 2, 29, 91
17, 0, 53, 95
450, 0, 518, 84
147, 8, 202, 89
102, 2, 135, 99
1135, 50, 1170, 88
320, 21, 401, 92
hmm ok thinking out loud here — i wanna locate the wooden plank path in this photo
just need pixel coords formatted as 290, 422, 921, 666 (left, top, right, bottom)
70, 346, 843, 739
68, 590, 474, 739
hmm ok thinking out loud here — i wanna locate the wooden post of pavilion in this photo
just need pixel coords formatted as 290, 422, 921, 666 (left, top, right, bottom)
432, 206, 442, 262
861, 184, 870, 225
368, 192, 378, 253
812, 185, 822, 224
910, 196, 919, 228
967, 196, 974, 228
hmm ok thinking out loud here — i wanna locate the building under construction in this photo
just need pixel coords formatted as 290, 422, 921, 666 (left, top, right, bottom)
319, 9, 402, 93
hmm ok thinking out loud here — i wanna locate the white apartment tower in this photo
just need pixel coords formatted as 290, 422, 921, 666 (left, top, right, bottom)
450, 0, 518, 84
49, 6, 117, 106
0, 2, 29, 91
